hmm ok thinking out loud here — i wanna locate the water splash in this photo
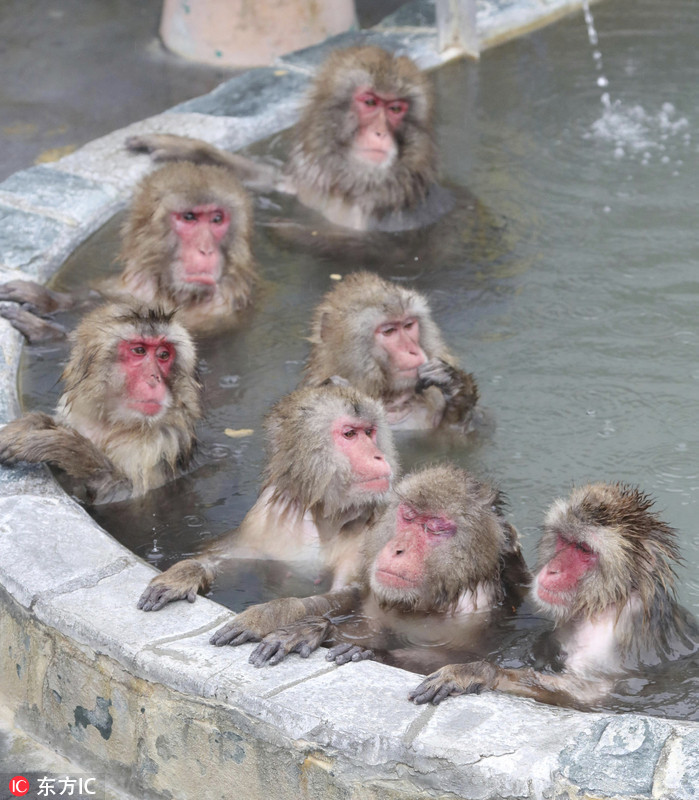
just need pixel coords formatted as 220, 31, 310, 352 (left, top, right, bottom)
581, 0, 690, 163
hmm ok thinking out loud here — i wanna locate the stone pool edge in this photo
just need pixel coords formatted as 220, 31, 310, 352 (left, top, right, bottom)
0, 1, 697, 798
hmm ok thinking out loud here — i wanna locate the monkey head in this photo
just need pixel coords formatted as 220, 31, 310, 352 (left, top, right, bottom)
288, 46, 437, 217
121, 162, 253, 306
306, 272, 447, 399
534, 483, 680, 625
58, 302, 200, 434
263, 383, 397, 518
364, 465, 509, 613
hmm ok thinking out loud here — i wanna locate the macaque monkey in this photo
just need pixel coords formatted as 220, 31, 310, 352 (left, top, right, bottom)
0, 303, 200, 504
137, 383, 397, 611
304, 272, 480, 431
0, 162, 255, 343
410, 483, 699, 708
127, 46, 453, 232
208, 465, 530, 670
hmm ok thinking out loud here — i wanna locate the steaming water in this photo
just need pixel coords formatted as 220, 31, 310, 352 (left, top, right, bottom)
19, 0, 699, 717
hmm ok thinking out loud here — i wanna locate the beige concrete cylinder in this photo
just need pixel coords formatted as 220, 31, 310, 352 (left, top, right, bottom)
160, 0, 357, 67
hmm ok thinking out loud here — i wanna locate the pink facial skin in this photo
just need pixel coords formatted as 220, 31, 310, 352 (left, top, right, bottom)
332, 415, 392, 492
536, 535, 598, 605
171, 205, 231, 285
374, 503, 457, 589
375, 317, 426, 377
352, 89, 409, 165
117, 337, 175, 416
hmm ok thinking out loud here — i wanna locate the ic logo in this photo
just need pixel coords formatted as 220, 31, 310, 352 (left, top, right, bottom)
9, 776, 30, 796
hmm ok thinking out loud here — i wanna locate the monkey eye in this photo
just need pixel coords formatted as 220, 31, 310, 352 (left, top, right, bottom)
211, 211, 224, 224
131, 345, 147, 356
378, 325, 397, 336
156, 348, 171, 361
403, 319, 416, 330
364, 427, 375, 437
388, 101, 409, 116
424, 518, 456, 535
364, 97, 378, 107
342, 428, 358, 439
402, 506, 417, 521
182, 211, 197, 222
576, 541, 594, 555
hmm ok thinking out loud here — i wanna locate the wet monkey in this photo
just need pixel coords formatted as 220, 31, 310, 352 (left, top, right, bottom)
127, 46, 454, 232
410, 483, 699, 708
0, 162, 256, 342
0, 303, 200, 504
137, 383, 397, 611
304, 272, 480, 432
208, 465, 530, 666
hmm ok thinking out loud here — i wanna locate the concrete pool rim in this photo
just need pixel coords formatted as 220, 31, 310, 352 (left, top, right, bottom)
0, 1, 697, 797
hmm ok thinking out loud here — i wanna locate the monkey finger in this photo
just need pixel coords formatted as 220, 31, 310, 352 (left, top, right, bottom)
326, 642, 354, 662
408, 682, 437, 704
351, 648, 374, 662
186, 590, 197, 603
249, 641, 281, 667
431, 685, 456, 705
297, 643, 313, 658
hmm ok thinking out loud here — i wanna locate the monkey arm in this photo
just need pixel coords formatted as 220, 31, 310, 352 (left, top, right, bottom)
210, 584, 363, 647
125, 134, 286, 193
416, 358, 479, 427
0, 306, 68, 344
137, 559, 215, 612
0, 280, 75, 315
0, 413, 115, 478
409, 661, 606, 708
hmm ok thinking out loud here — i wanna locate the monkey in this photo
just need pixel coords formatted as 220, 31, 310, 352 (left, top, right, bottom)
0, 161, 256, 343
409, 482, 699, 708
0, 302, 200, 504
126, 46, 455, 233
137, 382, 398, 611
207, 464, 531, 673
303, 272, 480, 432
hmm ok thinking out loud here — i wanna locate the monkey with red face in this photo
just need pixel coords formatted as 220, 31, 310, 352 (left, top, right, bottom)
127, 46, 453, 233
137, 383, 397, 611
208, 465, 530, 671
0, 162, 255, 343
410, 483, 699, 708
0, 303, 200, 504
304, 272, 480, 432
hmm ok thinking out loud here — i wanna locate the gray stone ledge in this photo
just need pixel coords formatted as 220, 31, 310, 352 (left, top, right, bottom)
0, 2, 697, 799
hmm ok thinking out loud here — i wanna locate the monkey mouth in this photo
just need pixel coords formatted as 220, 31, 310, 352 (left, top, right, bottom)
183, 273, 217, 286
358, 477, 391, 492
536, 585, 570, 606
375, 568, 419, 589
129, 399, 164, 417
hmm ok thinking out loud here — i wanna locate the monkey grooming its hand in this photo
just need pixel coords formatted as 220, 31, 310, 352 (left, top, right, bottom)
0, 303, 200, 504
410, 482, 699, 708
127, 46, 453, 233
137, 383, 398, 612
208, 465, 530, 665
304, 272, 480, 432
0, 162, 256, 343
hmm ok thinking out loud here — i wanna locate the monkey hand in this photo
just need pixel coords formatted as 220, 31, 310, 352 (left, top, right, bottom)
0, 305, 67, 344
137, 559, 212, 611
416, 359, 479, 426
248, 616, 332, 667
210, 596, 310, 647
408, 661, 500, 705
326, 641, 375, 666
0, 280, 73, 315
